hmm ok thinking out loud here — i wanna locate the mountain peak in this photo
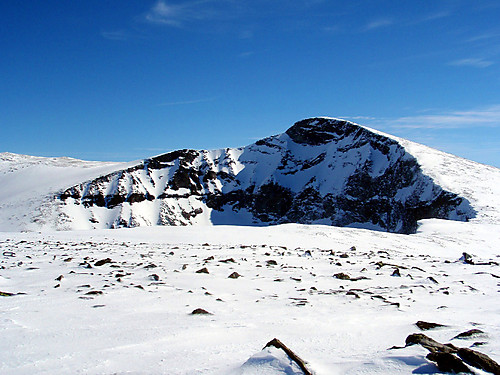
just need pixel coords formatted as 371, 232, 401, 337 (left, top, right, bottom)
285, 117, 365, 145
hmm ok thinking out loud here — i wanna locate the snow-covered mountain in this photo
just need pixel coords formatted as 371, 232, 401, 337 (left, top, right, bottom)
2, 118, 500, 375
2, 117, 500, 233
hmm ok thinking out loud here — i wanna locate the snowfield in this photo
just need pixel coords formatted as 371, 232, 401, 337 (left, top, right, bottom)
1, 221, 499, 374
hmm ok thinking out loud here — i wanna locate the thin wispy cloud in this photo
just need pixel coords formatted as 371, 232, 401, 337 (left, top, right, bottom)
101, 30, 129, 41
340, 116, 377, 121
420, 11, 450, 22
144, 0, 189, 26
389, 105, 500, 129
363, 18, 393, 31
449, 58, 494, 68
143, 0, 235, 27
158, 97, 217, 106
465, 31, 500, 43
238, 51, 254, 58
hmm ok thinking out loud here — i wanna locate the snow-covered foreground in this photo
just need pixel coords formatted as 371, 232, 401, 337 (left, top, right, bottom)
1, 221, 499, 374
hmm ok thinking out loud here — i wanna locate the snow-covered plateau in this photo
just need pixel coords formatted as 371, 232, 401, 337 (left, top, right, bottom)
1, 117, 499, 374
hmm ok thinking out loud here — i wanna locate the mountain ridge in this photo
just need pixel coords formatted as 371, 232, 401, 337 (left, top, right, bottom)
54, 117, 475, 233
2, 117, 499, 233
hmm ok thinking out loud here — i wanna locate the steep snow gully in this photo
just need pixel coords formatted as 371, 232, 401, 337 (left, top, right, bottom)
55, 118, 475, 233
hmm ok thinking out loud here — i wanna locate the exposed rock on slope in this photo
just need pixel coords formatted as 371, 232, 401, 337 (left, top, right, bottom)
55, 118, 474, 233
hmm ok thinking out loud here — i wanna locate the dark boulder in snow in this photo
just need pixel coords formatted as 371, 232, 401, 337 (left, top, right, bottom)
190, 308, 212, 315
426, 352, 472, 374
415, 321, 446, 331
457, 348, 500, 374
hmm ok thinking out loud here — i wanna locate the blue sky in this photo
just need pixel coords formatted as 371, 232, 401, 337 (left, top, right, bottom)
2, 1, 500, 167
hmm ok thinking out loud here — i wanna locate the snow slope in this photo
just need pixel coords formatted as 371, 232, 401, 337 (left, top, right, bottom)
362, 125, 500, 225
0, 222, 499, 374
0, 153, 134, 231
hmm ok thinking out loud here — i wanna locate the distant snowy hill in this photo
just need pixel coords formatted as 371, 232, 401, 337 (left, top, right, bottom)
1, 117, 500, 233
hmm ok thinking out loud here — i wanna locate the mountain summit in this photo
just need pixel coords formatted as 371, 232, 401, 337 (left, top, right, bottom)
47, 117, 475, 233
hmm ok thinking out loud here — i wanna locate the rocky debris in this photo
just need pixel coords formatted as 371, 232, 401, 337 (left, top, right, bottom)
426, 351, 472, 373
228, 272, 241, 279
416, 321, 446, 331
191, 308, 212, 315
334, 272, 351, 280
94, 258, 112, 266
346, 291, 360, 298
457, 348, 500, 374
219, 258, 236, 263
85, 290, 103, 295
471, 342, 487, 347
149, 274, 160, 281
460, 252, 475, 265
263, 338, 313, 375
452, 329, 485, 340
196, 267, 209, 274
405, 333, 457, 353
427, 276, 439, 284
266, 259, 278, 266
0, 291, 15, 296
391, 268, 401, 277
404, 333, 500, 374
55, 275, 64, 281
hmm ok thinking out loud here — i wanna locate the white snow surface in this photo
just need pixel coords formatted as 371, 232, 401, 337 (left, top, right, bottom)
0, 221, 499, 374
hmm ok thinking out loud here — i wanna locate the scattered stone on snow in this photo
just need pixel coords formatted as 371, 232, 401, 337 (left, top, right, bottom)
405, 333, 457, 353
427, 276, 439, 284
403, 332, 500, 374
196, 267, 209, 274
460, 252, 475, 265
191, 308, 212, 315
263, 338, 313, 375
457, 348, 500, 374
85, 290, 103, 295
228, 272, 241, 279
426, 352, 472, 373
452, 329, 486, 340
334, 272, 350, 280
416, 321, 446, 331
94, 258, 112, 266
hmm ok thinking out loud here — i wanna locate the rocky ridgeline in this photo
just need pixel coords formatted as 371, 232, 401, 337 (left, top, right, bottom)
57, 118, 474, 233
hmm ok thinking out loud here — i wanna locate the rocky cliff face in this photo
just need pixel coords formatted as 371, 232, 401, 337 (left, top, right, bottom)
56, 118, 474, 233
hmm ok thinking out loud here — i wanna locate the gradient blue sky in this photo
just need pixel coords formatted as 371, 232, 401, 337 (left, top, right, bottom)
2, 1, 500, 167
